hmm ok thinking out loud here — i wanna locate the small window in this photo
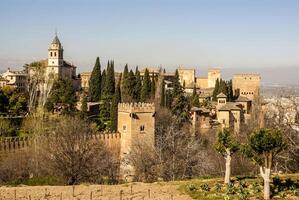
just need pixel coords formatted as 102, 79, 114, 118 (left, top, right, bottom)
123, 125, 126, 131
50, 52, 53, 57
54, 52, 57, 57
140, 125, 145, 132
52, 61, 54, 64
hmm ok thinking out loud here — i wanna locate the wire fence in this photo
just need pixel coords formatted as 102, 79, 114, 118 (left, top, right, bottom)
0, 184, 183, 200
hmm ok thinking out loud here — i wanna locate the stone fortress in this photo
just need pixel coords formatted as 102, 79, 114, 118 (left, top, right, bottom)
0, 35, 261, 181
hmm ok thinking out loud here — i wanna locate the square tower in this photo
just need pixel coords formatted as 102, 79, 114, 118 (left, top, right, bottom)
208, 68, 221, 88
232, 74, 261, 101
118, 102, 155, 181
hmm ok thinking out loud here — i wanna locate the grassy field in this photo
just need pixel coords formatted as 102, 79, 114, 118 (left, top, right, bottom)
179, 173, 299, 200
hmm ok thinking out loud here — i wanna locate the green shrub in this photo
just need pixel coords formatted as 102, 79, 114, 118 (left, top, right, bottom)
285, 178, 294, 190
200, 183, 210, 192
252, 181, 261, 193
215, 183, 222, 193
4, 176, 60, 186
226, 182, 236, 195
187, 183, 198, 191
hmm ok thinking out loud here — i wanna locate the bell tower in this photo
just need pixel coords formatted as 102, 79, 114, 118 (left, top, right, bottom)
47, 34, 64, 75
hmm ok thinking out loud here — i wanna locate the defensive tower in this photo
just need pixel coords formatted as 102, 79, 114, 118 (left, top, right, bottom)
118, 102, 155, 181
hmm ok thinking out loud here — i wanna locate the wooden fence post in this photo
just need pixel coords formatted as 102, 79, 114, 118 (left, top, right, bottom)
90, 191, 93, 200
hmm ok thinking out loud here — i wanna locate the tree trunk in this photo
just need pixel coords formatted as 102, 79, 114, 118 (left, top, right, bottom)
224, 151, 231, 184
260, 167, 271, 200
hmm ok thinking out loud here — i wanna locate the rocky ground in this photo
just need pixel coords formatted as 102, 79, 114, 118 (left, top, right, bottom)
0, 182, 192, 200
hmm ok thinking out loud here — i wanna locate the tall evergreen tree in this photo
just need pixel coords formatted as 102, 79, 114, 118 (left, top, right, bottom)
134, 66, 142, 102
141, 68, 151, 102
212, 78, 220, 101
121, 64, 133, 102
160, 75, 165, 107
191, 85, 200, 107
151, 73, 156, 100
103, 60, 115, 99
219, 79, 228, 96
226, 80, 233, 101
101, 69, 106, 97
171, 93, 190, 127
173, 69, 183, 97
110, 76, 121, 132
88, 57, 101, 102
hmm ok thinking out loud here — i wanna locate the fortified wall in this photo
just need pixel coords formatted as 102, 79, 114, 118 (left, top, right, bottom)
0, 132, 121, 157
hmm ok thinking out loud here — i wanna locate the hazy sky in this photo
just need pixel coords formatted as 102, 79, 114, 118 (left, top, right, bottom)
0, 0, 299, 84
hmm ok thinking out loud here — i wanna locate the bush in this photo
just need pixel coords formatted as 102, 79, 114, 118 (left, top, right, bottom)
226, 182, 236, 195
200, 183, 210, 192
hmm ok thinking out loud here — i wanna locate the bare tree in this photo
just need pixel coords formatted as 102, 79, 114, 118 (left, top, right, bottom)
38, 116, 117, 185
129, 108, 210, 182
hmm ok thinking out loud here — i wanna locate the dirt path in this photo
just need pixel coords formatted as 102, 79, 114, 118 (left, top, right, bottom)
0, 182, 192, 200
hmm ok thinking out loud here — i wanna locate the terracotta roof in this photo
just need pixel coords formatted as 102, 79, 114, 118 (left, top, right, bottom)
191, 107, 210, 113
218, 102, 241, 111
235, 95, 251, 102
217, 92, 227, 98
63, 61, 76, 68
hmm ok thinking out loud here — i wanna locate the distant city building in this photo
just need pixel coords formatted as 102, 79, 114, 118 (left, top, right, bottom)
1, 68, 28, 92
80, 72, 91, 90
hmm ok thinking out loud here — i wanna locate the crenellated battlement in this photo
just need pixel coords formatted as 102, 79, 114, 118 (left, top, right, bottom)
208, 68, 221, 73
118, 102, 155, 113
0, 132, 121, 153
233, 74, 261, 79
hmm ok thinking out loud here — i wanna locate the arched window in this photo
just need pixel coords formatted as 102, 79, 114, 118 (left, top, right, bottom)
50, 52, 53, 57
54, 52, 57, 57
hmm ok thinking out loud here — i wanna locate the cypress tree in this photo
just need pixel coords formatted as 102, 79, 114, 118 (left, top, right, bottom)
171, 92, 190, 127
88, 57, 101, 102
160, 75, 165, 107
212, 78, 220, 101
227, 80, 233, 101
141, 68, 151, 102
121, 64, 132, 102
173, 69, 183, 97
110, 76, 121, 132
191, 85, 200, 107
151, 73, 156, 100
101, 69, 106, 98
134, 66, 141, 102
103, 60, 115, 99
219, 79, 228, 96
80, 95, 88, 118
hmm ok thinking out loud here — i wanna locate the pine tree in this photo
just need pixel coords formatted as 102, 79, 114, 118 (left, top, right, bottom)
173, 69, 183, 97
134, 66, 141, 102
141, 68, 151, 102
88, 57, 101, 102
